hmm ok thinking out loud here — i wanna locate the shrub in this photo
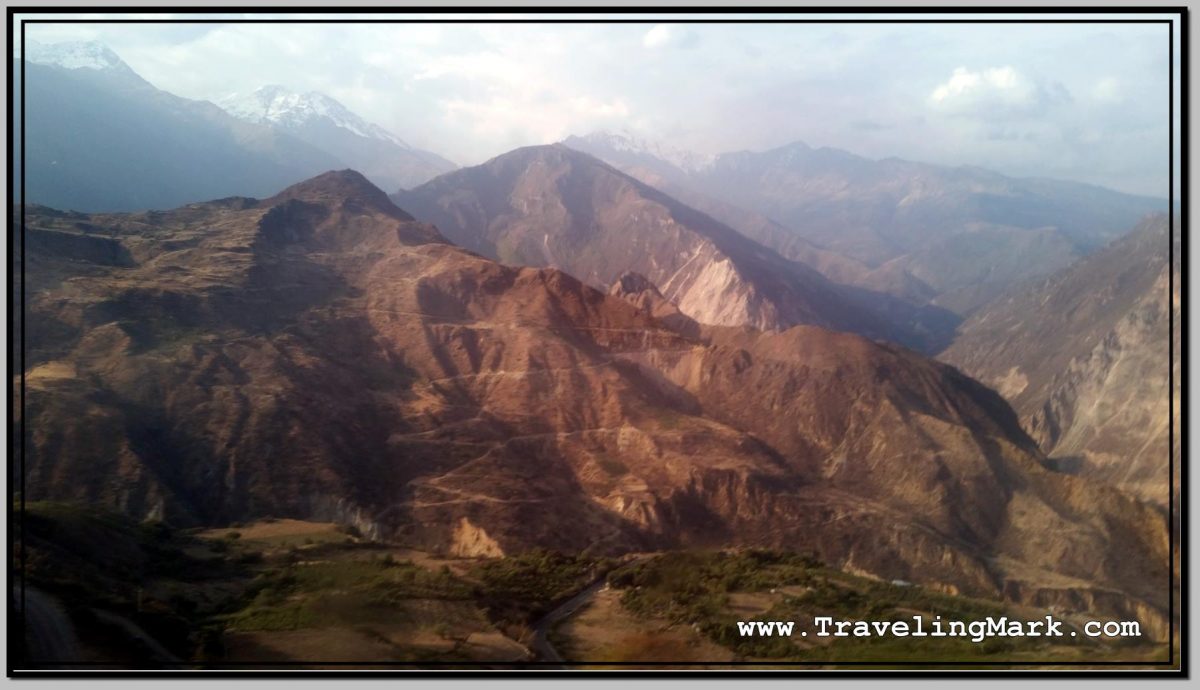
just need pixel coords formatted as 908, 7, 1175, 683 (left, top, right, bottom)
471, 550, 598, 625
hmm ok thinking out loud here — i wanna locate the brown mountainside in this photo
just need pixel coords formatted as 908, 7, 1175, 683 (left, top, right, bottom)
391, 145, 949, 349
941, 216, 1179, 508
19, 171, 1169, 635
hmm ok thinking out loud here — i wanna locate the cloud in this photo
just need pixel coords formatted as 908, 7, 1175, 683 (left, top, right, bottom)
643, 25, 673, 48
1091, 77, 1124, 103
642, 24, 697, 50
929, 66, 1070, 117
440, 92, 631, 148
931, 66, 1020, 102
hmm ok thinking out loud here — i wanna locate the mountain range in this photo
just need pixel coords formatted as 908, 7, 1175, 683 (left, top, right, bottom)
564, 131, 1169, 316
393, 144, 956, 350
14, 39, 1180, 654
19, 171, 1170, 637
16, 41, 455, 212
17, 41, 339, 212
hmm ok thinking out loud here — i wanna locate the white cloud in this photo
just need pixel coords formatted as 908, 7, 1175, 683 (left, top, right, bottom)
932, 66, 1028, 104
929, 65, 1069, 117
640, 24, 699, 50
643, 25, 673, 48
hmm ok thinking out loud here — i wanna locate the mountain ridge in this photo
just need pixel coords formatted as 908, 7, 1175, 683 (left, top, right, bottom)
19, 170, 1170, 637
220, 85, 413, 147
563, 131, 1168, 316
392, 143, 950, 349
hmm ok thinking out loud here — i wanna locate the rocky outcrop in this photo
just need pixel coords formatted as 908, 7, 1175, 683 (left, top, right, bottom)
450, 517, 505, 558
607, 271, 699, 337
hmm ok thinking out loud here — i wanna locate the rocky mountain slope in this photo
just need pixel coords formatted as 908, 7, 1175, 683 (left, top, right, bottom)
16, 41, 341, 212
392, 144, 954, 349
19, 172, 1170, 635
941, 216, 1179, 508
564, 132, 1167, 316
219, 85, 456, 191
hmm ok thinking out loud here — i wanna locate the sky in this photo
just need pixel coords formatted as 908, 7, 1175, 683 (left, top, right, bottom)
18, 14, 1181, 197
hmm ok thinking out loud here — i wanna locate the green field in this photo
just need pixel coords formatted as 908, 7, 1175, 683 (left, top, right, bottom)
17, 503, 1168, 668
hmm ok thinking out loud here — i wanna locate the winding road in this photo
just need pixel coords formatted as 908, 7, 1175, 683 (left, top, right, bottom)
529, 555, 655, 667
529, 578, 608, 667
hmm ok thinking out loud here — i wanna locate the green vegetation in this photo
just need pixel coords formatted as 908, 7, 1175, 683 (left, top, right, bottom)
471, 549, 608, 627
20, 504, 496, 663
614, 552, 820, 609
223, 552, 476, 632
22, 503, 606, 664
595, 455, 629, 477
790, 576, 1005, 621
606, 550, 1106, 663
608, 550, 819, 658
21, 505, 1155, 668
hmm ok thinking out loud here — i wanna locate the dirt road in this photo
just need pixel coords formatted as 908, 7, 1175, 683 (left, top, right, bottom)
529, 578, 608, 666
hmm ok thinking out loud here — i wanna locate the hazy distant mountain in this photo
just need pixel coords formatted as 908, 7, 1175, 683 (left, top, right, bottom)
564, 133, 896, 293
218, 85, 456, 191
16, 40, 342, 212
564, 132, 1168, 315
568, 129, 718, 175
20, 171, 1169, 633
392, 144, 930, 345
941, 216, 1179, 507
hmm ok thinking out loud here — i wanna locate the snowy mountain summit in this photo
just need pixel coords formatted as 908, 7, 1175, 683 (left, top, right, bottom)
575, 130, 716, 173
25, 39, 133, 73
218, 84, 455, 191
219, 85, 411, 148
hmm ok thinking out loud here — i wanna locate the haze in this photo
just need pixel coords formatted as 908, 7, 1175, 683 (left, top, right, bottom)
18, 15, 1178, 197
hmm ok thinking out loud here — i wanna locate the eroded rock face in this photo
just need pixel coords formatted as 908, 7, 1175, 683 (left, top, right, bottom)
941, 216, 1178, 508
450, 517, 505, 558
19, 171, 1169, 635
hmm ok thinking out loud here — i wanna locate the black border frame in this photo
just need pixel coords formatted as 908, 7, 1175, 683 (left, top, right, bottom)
4, 5, 1188, 678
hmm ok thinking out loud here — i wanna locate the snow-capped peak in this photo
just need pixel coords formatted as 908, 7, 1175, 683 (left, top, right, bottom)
218, 85, 410, 148
577, 129, 716, 173
25, 39, 131, 73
